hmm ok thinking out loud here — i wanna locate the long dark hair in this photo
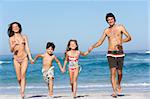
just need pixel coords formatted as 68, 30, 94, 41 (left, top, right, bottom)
66, 39, 79, 52
7, 22, 22, 37
64, 39, 79, 60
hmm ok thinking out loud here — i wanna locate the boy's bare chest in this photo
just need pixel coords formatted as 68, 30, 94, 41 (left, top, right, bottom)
43, 56, 53, 63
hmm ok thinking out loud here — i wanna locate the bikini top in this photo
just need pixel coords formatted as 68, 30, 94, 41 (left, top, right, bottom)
13, 35, 26, 55
14, 35, 26, 46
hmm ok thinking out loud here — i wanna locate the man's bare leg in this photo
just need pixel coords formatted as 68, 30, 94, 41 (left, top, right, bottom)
117, 69, 122, 94
110, 67, 117, 97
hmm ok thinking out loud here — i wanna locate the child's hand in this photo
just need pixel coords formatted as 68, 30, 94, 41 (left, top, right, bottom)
62, 69, 65, 73
61, 68, 65, 73
30, 59, 34, 64
88, 46, 93, 52
61, 70, 64, 73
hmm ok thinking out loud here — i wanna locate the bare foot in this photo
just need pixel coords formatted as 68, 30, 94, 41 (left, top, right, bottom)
20, 92, 25, 99
117, 86, 122, 95
111, 93, 117, 98
49, 93, 53, 97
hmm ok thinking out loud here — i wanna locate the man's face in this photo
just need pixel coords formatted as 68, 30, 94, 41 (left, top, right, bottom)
107, 17, 115, 26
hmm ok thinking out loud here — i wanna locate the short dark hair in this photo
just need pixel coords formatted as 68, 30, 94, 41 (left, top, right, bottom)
46, 42, 55, 50
106, 13, 116, 22
7, 22, 22, 37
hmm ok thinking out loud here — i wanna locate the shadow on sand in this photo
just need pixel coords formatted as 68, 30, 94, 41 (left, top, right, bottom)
74, 95, 89, 98
27, 95, 47, 98
27, 94, 89, 99
102, 94, 130, 97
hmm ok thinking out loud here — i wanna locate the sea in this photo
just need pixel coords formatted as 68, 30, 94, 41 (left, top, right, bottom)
0, 51, 150, 94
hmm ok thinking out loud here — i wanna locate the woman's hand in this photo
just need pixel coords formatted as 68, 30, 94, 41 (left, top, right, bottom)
30, 59, 34, 64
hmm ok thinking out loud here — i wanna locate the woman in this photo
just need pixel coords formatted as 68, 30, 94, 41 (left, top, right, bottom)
8, 22, 33, 98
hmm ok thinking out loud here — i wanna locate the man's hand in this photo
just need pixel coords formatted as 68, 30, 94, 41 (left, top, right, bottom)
116, 44, 123, 51
88, 46, 94, 52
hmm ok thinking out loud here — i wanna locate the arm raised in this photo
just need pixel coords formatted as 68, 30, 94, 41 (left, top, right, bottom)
9, 37, 17, 53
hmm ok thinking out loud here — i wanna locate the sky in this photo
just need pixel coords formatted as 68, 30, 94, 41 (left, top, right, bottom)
0, 0, 149, 55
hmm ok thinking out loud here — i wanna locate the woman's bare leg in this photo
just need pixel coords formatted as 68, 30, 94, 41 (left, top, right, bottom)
20, 58, 28, 98
13, 59, 21, 86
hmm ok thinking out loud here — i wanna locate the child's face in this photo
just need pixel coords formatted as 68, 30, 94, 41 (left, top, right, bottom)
46, 47, 54, 55
69, 41, 77, 50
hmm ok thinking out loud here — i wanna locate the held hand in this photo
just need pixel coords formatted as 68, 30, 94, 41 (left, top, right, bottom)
88, 46, 93, 52
30, 59, 34, 64
62, 68, 66, 73
61, 69, 65, 73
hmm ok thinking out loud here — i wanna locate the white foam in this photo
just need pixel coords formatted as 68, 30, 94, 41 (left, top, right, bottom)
0, 83, 150, 89
132, 58, 150, 62
145, 51, 150, 54
0, 61, 11, 64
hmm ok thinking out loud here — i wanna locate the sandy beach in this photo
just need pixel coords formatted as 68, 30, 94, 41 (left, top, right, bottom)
0, 91, 149, 99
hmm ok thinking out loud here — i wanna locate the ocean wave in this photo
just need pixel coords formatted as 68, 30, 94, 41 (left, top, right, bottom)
132, 58, 150, 62
0, 83, 150, 89
145, 51, 150, 54
0, 61, 11, 65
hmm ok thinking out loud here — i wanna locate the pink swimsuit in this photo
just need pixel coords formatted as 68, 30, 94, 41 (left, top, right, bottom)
68, 51, 80, 72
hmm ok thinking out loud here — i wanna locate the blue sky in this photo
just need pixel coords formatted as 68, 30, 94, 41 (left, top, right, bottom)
0, 0, 149, 55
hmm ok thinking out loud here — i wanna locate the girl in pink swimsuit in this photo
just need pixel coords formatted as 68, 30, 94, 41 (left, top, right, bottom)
63, 39, 91, 98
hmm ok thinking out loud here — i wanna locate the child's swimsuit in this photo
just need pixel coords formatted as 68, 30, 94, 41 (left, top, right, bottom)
68, 51, 80, 72
42, 66, 54, 83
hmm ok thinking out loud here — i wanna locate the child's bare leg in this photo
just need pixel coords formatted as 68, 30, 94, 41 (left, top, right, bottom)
69, 70, 74, 92
48, 77, 54, 96
73, 68, 79, 97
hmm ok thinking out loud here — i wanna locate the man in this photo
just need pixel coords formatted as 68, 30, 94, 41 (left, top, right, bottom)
89, 13, 131, 98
